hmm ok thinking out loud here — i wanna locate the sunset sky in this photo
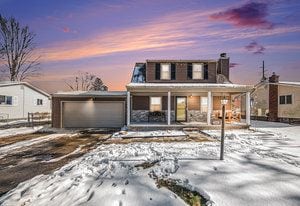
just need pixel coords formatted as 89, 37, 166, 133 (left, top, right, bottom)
1, 0, 300, 93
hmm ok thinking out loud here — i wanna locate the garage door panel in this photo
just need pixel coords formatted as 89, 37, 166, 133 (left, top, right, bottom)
62, 102, 125, 128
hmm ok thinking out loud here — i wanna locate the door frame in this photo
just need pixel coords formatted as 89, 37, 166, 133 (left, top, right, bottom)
175, 96, 187, 122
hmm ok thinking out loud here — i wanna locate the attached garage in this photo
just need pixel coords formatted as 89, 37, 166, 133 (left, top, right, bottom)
62, 101, 125, 128
52, 91, 127, 128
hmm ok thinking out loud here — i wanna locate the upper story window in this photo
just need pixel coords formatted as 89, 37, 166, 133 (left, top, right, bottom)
192, 63, 204, 79
150, 97, 162, 111
0, 95, 13, 105
188, 63, 208, 80
160, 63, 171, 80
279, 95, 292, 105
37, 99, 43, 105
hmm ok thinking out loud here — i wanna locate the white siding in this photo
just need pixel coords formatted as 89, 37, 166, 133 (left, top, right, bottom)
0, 84, 51, 119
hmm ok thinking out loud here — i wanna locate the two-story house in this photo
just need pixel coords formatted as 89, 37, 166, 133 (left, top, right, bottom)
52, 53, 253, 128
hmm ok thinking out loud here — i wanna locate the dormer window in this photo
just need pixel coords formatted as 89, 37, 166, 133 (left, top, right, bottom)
160, 63, 171, 80
192, 63, 204, 79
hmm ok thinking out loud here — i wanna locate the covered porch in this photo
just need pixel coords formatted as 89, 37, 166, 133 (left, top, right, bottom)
126, 83, 253, 128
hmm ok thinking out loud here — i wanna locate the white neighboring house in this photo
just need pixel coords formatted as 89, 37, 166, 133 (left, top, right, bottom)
0, 81, 51, 120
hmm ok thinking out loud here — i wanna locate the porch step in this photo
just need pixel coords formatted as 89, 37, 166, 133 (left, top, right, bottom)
182, 127, 200, 132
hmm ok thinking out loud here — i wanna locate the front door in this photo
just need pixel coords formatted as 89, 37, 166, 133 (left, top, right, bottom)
176, 97, 187, 121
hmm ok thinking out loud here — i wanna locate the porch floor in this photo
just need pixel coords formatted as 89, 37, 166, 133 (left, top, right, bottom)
128, 121, 249, 130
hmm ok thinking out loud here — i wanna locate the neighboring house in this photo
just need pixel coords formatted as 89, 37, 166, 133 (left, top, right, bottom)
0, 81, 51, 120
251, 73, 300, 122
52, 53, 253, 128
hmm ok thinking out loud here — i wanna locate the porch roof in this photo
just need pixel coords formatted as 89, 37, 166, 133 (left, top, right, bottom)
126, 83, 253, 93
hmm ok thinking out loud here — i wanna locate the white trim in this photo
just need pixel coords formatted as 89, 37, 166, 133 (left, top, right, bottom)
207, 91, 212, 125
127, 91, 130, 126
246, 92, 251, 125
167, 91, 171, 125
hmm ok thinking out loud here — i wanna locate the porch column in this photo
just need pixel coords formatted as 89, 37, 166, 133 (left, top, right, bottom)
167, 91, 171, 125
127, 91, 130, 126
246, 91, 251, 125
207, 91, 212, 125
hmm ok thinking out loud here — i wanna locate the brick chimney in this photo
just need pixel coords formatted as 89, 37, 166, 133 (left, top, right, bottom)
217, 53, 230, 80
268, 72, 279, 121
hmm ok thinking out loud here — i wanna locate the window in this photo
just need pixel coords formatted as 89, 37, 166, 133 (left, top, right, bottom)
279, 95, 292, 105
150, 97, 162, 112
37, 99, 43, 105
201, 97, 208, 113
160, 63, 171, 80
0, 95, 13, 105
192, 63, 204, 79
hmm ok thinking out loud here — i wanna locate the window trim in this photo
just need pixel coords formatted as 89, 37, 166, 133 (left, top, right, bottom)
192, 63, 204, 80
0, 95, 13, 106
160, 63, 171, 80
279, 94, 293, 105
149, 96, 162, 112
37, 98, 43, 106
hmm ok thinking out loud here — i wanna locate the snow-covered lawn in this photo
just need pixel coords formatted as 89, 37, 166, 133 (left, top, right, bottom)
1, 121, 300, 206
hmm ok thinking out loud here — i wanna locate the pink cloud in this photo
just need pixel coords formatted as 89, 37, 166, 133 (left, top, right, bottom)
210, 2, 273, 29
62, 27, 70, 33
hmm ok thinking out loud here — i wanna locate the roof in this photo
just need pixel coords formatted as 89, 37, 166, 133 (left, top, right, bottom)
278, 81, 300, 86
126, 83, 253, 92
0, 81, 50, 97
52, 91, 127, 98
146, 59, 218, 63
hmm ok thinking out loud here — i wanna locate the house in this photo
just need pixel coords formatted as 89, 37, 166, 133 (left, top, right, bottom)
251, 73, 300, 122
0, 81, 51, 120
52, 53, 253, 128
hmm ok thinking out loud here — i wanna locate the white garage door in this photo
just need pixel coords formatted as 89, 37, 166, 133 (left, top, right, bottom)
62, 101, 125, 128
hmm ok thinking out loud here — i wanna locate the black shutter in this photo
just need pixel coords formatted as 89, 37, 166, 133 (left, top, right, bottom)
204, 63, 208, 80
155, 63, 160, 80
187, 63, 193, 79
171, 63, 176, 80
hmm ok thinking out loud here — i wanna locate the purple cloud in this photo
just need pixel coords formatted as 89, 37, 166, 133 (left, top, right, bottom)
210, 2, 273, 29
245, 41, 266, 54
229, 63, 240, 68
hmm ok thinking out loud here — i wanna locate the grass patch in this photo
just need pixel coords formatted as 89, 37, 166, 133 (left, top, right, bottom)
135, 160, 159, 169
156, 178, 207, 206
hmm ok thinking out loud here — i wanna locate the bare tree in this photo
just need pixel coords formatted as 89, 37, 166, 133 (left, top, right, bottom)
0, 15, 40, 81
65, 71, 108, 91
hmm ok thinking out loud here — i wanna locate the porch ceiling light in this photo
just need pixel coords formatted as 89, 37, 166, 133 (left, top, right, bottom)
221, 97, 228, 105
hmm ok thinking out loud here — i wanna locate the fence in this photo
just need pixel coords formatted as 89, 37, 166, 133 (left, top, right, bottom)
27, 112, 51, 127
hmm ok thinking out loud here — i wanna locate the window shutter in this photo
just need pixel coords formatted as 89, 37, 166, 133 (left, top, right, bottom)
187, 63, 193, 79
204, 63, 208, 80
13, 96, 18, 106
171, 63, 176, 80
155, 63, 160, 80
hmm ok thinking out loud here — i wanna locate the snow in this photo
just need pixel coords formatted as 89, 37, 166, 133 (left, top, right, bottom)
112, 130, 187, 138
1, 121, 300, 206
279, 81, 300, 86
0, 126, 44, 138
127, 82, 253, 89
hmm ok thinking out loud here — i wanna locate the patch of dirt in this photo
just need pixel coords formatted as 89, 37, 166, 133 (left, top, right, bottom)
156, 178, 207, 206
0, 133, 110, 196
0, 122, 51, 130
135, 160, 160, 169
0, 131, 54, 147
106, 133, 213, 144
